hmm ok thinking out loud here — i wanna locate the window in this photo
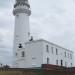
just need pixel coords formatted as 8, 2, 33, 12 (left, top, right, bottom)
16, 53, 17, 56
46, 45, 49, 53
16, 14, 19, 18
56, 48, 58, 55
22, 51, 25, 57
61, 60, 63, 66
65, 62, 67, 67
28, 32, 30, 36
68, 53, 69, 58
32, 58, 36, 60
51, 47, 53, 54
70, 54, 72, 59
18, 44, 23, 48
56, 60, 58, 65
47, 58, 49, 64
65, 52, 66, 57
71, 63, 72, 67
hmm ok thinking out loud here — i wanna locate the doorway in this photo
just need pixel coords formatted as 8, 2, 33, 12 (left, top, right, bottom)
61, 60, 63, 66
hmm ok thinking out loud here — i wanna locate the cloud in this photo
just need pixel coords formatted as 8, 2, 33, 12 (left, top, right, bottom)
0, 0, 75, 66
30, 0, 75, 49
30, 0, 75, 65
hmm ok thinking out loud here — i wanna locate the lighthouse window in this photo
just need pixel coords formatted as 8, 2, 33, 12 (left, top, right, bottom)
22, 51, 25, 57
18, 44, 23, 48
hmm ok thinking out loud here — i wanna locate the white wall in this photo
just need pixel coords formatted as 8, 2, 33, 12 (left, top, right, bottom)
13, 1, 31, 67
42, 40, 73, 67
14, 39, 73, 68
15, 41, 43, 68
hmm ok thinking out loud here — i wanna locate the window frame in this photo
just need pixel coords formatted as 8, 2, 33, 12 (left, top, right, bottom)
56, 60, 58, 65
65, 52, 66, 57
51, 47, 53, 54
46, 45, 49, 53
47, 58, 49, 64
56, 48, 58, 55
21, 51, 25, 57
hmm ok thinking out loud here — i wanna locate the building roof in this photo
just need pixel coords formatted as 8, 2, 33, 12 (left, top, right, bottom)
25, 39, 73, 53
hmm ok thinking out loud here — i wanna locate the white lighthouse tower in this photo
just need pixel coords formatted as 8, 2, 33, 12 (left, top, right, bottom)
13, 0, 31, 67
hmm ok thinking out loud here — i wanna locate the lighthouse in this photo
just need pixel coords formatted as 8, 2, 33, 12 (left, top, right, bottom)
13, 0, 73, 68
13, 0, 31, 67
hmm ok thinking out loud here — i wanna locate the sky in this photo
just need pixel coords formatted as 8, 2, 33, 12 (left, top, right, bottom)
0, 0, 75, 66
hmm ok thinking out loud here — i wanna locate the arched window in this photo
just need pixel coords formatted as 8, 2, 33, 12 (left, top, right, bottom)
22, 51, 25, 57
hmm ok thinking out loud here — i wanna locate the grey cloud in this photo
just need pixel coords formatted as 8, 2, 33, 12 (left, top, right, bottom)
0, 0, 75, 65
30, 0, 75, 65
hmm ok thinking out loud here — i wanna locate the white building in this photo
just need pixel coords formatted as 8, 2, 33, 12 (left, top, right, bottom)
13, 0, 73, 68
